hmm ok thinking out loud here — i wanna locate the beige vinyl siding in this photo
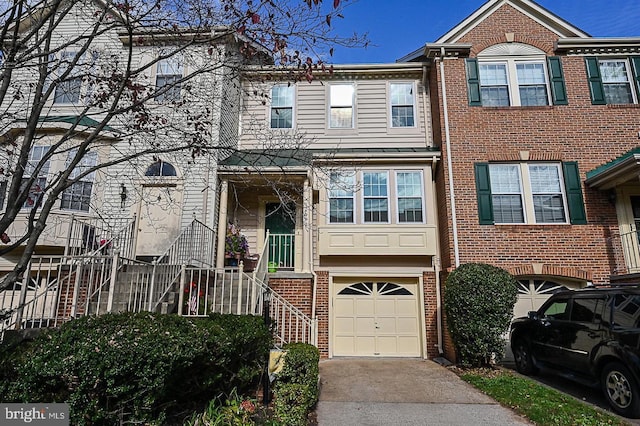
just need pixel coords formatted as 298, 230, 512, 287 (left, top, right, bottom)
240, 72, 433, 150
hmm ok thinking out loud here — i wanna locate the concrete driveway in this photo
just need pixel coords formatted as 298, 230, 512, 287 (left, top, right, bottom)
315, 358, 532, 426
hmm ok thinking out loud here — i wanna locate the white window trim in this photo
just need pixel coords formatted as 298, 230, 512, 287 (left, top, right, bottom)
51, 51, 98, 105
598, 58, 638, 104
328, 171, 356, 224
327, 169, 427, 225
479, 57, 552, 107
490, 162, 569, 225
269, 84, 296, 130
395, 170, 426, 224
388, 81, 417, 129
153, 56, 185, 103
328, 83, 355, 129
361, 171, 390, 224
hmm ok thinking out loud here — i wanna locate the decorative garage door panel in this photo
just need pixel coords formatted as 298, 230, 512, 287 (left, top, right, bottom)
513, 279, 578, 319
333, 281, 420, 357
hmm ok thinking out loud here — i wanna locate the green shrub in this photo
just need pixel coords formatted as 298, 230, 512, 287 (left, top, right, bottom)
0, 312, 272, 425
273, 343, 319, 426
443, 263, 518, 367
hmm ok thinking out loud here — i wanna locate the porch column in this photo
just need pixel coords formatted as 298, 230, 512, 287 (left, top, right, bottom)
302, 178, 311, 273
216, 179, 229, 268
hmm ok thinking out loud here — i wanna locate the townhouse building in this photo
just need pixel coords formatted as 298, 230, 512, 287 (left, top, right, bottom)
220, 64, 442, 358
400, 0, 640, 359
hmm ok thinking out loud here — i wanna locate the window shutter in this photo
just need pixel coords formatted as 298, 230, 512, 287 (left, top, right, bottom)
585, 57, 606, 105
631, 56, 640, 98
547, 57, 568, 105
466, 58, 482, 106
562, 162, 587, 225
474, 163, 494, 224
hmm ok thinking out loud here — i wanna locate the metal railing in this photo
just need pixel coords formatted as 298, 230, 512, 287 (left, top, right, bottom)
609, 226, 640, 275
65, 215, 135, 257
178, 264, 316, 345
268, 233, 295, 270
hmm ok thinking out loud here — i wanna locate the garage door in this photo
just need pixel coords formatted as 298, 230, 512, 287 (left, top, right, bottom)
333, 281, 421, 357
513, 279, 572, 319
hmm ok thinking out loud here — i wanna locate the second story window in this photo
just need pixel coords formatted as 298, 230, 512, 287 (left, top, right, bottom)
270, 85, 294, 129
61, 150, 97, 212
396, 171, 424, 223
21, 146, 50, 208
363, 172, 389, 223
329, 84, 354, 128
155, 58, 183, 102
53, 51, 97, 104
390, 83, 415, 127
329, 172, 355, 223
474, 162, 589, 225
586, 57, 640, 105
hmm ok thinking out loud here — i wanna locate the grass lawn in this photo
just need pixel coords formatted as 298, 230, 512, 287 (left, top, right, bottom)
456, 368, 631, 426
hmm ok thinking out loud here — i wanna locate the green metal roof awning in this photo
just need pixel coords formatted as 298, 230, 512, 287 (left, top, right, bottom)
585, 146, 640, 190
219, 147, 441, 168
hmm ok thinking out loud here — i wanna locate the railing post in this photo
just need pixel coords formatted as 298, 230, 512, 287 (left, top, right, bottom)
237, 261, 244, 314
13, 265, 32, 330
64, 215, 75, 256
177, 264, 186, 316
148, 259, 158, 311
70, 260, 83, 318
107, 250, 120, 313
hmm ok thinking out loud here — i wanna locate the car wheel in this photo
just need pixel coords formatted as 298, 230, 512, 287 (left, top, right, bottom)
513, 340, 537, 375
602, 362, 640, 418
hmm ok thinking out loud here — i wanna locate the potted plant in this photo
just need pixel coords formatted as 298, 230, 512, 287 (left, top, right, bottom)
225, 223, 249, 265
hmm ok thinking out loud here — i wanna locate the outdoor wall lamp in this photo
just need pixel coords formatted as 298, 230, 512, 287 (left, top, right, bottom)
120, 183, 127, 208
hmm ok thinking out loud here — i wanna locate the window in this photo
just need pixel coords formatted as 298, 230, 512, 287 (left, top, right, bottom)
475, 162, 587, 225
586, 57, 640, 105
396, 171, 424, 223
328, 170, 425, 225
329, 84, 354, 128
61, 151, 97, 212
363, 172, 388, 223
328, 172, 355, 223
390, 83, 415, 127
270, 85, 294, 129
477, 61, 549, 106
466, 45, 567, 107
600, 60, 635, 104
155, 58, 183, 102
571, 298, 602, 323
542, 298, 570, 320
21, 146, 50, 208
145, 160, 177, 177
53, 51, 82, 104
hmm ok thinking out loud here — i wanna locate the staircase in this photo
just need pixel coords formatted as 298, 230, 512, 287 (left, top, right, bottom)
0, 219, 317, 347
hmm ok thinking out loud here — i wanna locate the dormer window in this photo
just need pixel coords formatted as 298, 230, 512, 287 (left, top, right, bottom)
466, 43, 567, 107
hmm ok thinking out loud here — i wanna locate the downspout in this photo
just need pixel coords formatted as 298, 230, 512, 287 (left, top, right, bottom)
307, 172, 319, 346
439, 47, 460, 267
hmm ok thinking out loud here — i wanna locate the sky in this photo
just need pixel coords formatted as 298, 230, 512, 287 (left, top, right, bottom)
329, 0, 640, 64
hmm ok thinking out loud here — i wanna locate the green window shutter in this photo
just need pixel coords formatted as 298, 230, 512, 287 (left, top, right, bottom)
631, 56, 640, 99
466, 58, 482, 106
585, 57, 606, 105
474, 163, 494, 224
547, 56, 568, 105
562, 162, 587, 225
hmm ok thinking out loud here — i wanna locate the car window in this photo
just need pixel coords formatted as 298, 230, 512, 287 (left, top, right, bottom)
542, 298, 570, 320
613, 294, 640, 328
570, 298, 602, 323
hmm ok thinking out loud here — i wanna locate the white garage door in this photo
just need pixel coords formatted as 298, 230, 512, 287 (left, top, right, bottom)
333, 281, 421, 357
513, 279, 573, 319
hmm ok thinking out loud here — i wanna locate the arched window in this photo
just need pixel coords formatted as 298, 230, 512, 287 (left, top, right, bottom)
145, 160, 177, 177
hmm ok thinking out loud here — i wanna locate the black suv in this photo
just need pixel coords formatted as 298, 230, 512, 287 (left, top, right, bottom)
510, 287, 640, 418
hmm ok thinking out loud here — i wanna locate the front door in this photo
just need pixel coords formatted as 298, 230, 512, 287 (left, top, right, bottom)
136, 184, 183, 258
265, 202, 295, 269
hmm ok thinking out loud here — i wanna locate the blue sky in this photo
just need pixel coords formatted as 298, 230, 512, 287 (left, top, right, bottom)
330, 0, 640, 64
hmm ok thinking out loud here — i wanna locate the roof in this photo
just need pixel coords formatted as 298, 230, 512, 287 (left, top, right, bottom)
37, 115, 117, 132
585, 147, 640, 190
399, 0, 591, 62
219, 147, 441, 168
